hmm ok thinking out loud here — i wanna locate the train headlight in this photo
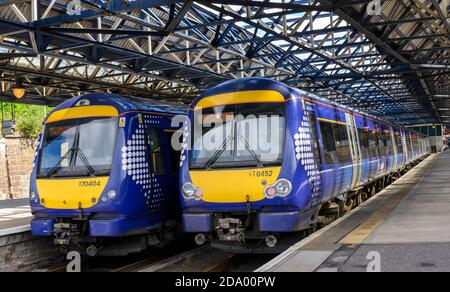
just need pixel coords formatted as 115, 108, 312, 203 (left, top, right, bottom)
264, 179, 292, 199
182, 183, 203, 201
182, 183, 195, 198
107, 190, 117, 200
275, 179, 292, 197
265, 186, 277, 198
30, 191, 39, 204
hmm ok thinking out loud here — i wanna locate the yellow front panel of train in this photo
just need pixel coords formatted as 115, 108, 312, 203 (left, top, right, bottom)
47, 106, 119, 123
190, 167, 281, 203
36, 177, 109, 209
194, 90, 285, 109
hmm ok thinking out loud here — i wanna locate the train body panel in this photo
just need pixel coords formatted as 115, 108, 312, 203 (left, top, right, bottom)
180, 78, 430, 250
30, 93, 187, 255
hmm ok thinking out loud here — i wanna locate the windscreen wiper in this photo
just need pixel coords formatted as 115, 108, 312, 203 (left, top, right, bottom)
238, 135, 265, 167
74, 147, 96, 177
47, 147, 95, 177
70, 130, 96, 177
204, 133, 234, 169
47, 131, 96, 177
47, 148, 75, 178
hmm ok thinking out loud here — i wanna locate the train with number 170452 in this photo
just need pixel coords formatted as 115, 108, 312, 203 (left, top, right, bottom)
179, 78, 430, 252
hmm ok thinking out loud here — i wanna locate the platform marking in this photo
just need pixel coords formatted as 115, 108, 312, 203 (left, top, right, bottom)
0, 206, 30, 215
1, 213, 31, 219
255, 154, 436, 272
338, 194, 407, 244
0, 225, 31, 237
339, 157, 436, 245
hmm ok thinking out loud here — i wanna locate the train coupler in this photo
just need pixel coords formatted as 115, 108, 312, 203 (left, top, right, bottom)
216, 218, 246, 244
53, 223, 80, 246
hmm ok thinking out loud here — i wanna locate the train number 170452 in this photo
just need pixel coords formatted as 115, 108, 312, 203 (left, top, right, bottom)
249, 170, 273, 177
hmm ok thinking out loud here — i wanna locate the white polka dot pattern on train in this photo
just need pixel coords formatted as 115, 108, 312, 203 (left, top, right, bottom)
120, 114, 167, 212
180, 124, 189, 167
294, 111, 322, 202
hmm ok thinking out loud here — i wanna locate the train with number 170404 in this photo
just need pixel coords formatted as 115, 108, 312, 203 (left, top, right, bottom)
29, 93, 187, 256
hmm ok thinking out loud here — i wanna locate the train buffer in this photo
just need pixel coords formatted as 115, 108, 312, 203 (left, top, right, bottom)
257, 152, 450, 272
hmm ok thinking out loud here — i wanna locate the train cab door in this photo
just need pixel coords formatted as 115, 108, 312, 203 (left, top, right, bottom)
390, 126, 399, 170
144, 125, 174, 219
146, 125, 184, 218
304, 101, 324, 207
162, 129, 183, 218
401, 130, 409, 163
345, 113, 362, 189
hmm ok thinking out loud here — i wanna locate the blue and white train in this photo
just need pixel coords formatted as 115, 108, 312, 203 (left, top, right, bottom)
30, 93, 187, 256
180, 78, 430, 252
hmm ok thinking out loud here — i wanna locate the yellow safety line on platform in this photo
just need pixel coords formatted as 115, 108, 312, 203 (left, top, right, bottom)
339, 194, 406, 244
339, 157, 435, 245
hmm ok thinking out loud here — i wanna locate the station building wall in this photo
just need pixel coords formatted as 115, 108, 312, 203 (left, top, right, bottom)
0, 137, 35, 200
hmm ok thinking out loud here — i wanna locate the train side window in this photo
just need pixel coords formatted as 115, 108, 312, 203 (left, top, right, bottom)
376, 132, 386, 156
394, 132, 403, 154
358, 128, 370, 160
407, 133, 414, 154
308, 112, 322, 166
318, 121, 338, 164
333, 123, 353, 164
148, 127, 166, 176
367, 132, 379, 158
384, 131, 394, 156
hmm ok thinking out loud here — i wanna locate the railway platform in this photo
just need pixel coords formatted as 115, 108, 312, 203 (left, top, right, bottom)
257, 152, 450, 272
0, 199, 59, 272
0, 198, 31, 236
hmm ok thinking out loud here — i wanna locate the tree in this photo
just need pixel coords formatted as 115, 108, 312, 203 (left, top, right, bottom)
0, 102, 51, 139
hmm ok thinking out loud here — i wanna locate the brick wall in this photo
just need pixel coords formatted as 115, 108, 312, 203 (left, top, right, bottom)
0, 137, 36, 200
0, 231, 62, 272
0, 140, 8, 200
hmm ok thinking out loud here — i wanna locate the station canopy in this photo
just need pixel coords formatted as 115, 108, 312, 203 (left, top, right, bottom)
0, 0, 448, 126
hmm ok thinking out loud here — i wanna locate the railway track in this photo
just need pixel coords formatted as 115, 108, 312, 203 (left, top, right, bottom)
42, 237, 201, 272
43, 245, 235, 273
202, 255, 235, 272
40, 159, 427, 273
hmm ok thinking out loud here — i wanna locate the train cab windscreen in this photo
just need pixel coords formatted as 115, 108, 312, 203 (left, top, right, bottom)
37, 117, 118, 178
190, 103, 285, 169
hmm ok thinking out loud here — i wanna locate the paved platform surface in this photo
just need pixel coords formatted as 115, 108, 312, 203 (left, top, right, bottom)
258, 153, 450, 272
0, 199, 31, 236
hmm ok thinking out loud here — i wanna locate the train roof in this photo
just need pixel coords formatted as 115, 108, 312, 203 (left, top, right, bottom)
51, 93, 188, 116
195, 78, 422, 134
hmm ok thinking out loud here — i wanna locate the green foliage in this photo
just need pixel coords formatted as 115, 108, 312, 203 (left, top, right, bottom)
1, 102, 52, 139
